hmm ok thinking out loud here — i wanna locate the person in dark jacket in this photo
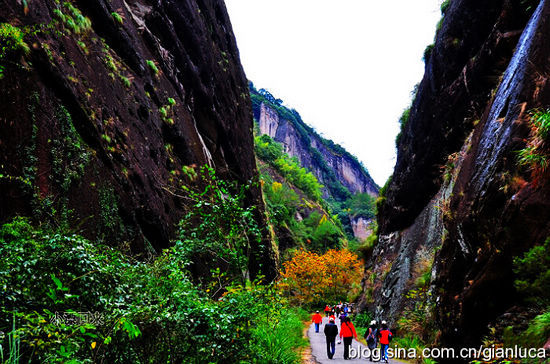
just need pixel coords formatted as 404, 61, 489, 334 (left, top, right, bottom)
324, 317, 338, 359
364, 320, 378, 361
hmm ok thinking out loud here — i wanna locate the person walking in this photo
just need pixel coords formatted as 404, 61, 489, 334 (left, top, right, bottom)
339, 315, 357, 360
324, 304, 331, 317
378, 321, 393, 363
324, 317, 338, 359
312, 310, 323, 333
364, 320, 378, 361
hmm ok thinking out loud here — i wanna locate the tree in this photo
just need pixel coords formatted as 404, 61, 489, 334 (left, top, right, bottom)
279, 249, 362, 306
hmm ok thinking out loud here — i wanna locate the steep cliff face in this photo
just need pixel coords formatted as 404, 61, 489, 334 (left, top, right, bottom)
254, 94, 379, 200
350, 216, 374, 241
0, 0, 277, 279
361, 0, 550, 350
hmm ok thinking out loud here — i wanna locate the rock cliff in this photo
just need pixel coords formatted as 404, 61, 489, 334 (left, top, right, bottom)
360, 0, 550, 350
0, 0, 277, 279
252, 88, 379, 202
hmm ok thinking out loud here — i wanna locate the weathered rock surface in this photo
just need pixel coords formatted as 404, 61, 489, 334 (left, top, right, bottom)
350, 216, 373, 241
0, 0, 277, 279
362, 0, 550, 351
255, 101, 379, 200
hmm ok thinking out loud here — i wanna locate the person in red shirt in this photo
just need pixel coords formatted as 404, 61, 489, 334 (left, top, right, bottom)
378, 321, 393, 363
328, 312, 336, 322
324, 304, 331, 317
312, 311, 323, 333
339, 315, 357, 359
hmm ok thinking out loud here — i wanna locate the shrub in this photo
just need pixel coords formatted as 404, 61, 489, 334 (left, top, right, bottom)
513, 237, 550, 305
395, 107, 411, 145
520, 311, 550, 347
518, 109, 550, 179
352, 311, 373, 329
0, 177, 303, 362
176, 166, 263, 287
358, 233, 377, 260
0, 23, 30, 56
0, 23, 30, 78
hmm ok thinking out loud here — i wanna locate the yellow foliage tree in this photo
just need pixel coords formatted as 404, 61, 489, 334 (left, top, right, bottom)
279, 249, 363, 306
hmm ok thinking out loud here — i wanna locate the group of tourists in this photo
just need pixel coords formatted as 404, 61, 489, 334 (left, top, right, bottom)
324, 302, 352, 317
312, 303, 393, 362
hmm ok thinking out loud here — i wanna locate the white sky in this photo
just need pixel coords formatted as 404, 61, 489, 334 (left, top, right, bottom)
225, 0, 443, 186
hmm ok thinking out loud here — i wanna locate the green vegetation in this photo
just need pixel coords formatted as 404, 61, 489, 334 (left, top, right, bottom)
506, 237, 550, 350
345, 192, 376, 219
518, 311, 550, 347
158, 99, 176, 125
53, 2, 92, 35
440, 0, 451, 14
0, 23, 30, 79
395, 107, 411, 145
375, 175, 392, 216
146, 60, 159, 75
513, 237, 550, 305
255, 134, 322, 202
111, 12, 124, 25
177, 166, 263, 287
259, 169, 345, 254
249, 83, 373, 201
119, 75, 131, 88
518, 109, 550, 178
423, 43, 435, 62
0, 168, 308, 363
358, 231, 378, 260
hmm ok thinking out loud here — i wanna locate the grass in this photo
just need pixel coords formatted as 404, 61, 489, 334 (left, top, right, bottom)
252, 308, 309, 364
0, 313, 21, 364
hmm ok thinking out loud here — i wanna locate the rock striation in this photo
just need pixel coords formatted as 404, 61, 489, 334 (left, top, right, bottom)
253, 92, 379, 201
0, 0, 277, 279
361, 0, 550, 350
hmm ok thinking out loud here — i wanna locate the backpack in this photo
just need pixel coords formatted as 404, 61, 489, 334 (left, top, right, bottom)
364, 328, 375, 343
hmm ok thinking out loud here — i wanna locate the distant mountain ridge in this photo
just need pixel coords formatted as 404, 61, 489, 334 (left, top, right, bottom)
250, 84, 379, 202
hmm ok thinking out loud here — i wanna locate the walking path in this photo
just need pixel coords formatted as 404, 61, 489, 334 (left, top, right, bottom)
307, 316, 405, 363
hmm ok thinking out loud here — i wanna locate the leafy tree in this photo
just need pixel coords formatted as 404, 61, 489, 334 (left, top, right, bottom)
513, 237, 550, 305
177, 166, 263, 289
345, 193, 376, 219
279, 249, 362, 307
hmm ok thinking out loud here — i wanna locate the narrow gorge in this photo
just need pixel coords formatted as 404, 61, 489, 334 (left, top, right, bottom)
1, 0, 549, 362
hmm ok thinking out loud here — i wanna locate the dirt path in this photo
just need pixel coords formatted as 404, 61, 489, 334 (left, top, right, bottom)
307, 317, 406, 363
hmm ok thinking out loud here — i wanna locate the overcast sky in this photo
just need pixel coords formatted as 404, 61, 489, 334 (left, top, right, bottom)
225, 0, 443, 186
